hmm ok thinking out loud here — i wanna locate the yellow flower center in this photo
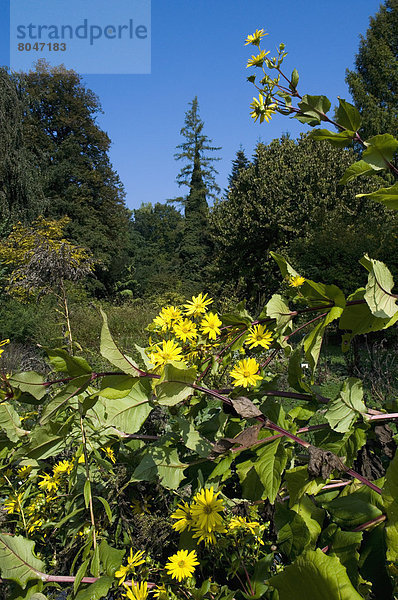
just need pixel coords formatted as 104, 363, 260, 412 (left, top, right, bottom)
178, 560, 186, 567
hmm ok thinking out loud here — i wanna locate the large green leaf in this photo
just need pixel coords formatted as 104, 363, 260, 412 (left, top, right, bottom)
297, 94, 331, 124
98, 540, 125, 577
45, 348, 92, 377
269, 548, 364, 599
321, 493, 382, 528
100, 309, 142, 376
285, 466, 324, 506
269, 252, 300, 279
175, 416, 212, 457
9, 372, 47, 401
339, 288, 398, 349
98, 375, 138, 399
274, 504, 311, 560
0, 402, 29, 441
95, 379, 152, 434
357, 181, 398, 209
0, 534, 45, 589
359, 525, 393, 598
39, 375, 91, 425
310, 129, 355, 148
336, 99, 361, 132
339, 160, 379, 185
155, 363, 197, 406
14, 421, 70, 461
362, 134, 398, 170
327, 527, 363, 588
360, 255, 398, 319
74, 576, 113, 600
253, 439, 288, 503
382, 452, 398, 562
131, 446, 188, 489
291, 494, 324, 545
264, 294, 292, 329
325, 378, 367, 433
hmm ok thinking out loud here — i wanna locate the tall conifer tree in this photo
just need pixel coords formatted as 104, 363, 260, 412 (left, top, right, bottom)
174, 97, 221, 286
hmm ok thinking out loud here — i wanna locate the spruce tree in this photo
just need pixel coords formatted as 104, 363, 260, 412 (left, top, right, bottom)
346, 0, 398, 140
174, 97, 221, 287
227, 146, 250, 191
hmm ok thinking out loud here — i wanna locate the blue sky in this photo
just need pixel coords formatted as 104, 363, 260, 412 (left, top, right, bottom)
1, 0, 383, 210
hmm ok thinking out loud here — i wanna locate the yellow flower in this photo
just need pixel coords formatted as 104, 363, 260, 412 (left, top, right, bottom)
246, 49, 270, 68
123, 581, 148, 600
152, 584, 168, 600
191, 487, 225, 533
4, 492, 24, 514
173, 318, 198, 343
115, 549, 145, 585
165, 549, 199, 582
229, 358, 263, 388
171, 501, 194, 533
150, 340, 183, 368
245, 324, 273, 350
250, 94, 277, 123
102, 446, 116, 463
184, 293, 213, 316
28, 518, 44, 534
200, 312, 222, 340
17, 465, 32, 479
0, 339, 10, 357
38, 473, 59, 493
229, 516, 265, 544
288, 275, 306, 288
131, 497, 151, 515
53, 460, 73, 476
153, 306, 182, 331
192, 521, 226, 545
244, 29, 268, 47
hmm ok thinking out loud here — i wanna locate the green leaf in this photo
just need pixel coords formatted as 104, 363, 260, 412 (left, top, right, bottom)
74, 576, 113, 600
285, 466, 324, 506
359, 525, 393, 598
339, 159, 379, 185
94, 379, 152, 434
325, 378, 367, 433
322, 494, 382, 528
84, 480, 91, 508
0, 534, 45, 589
339, 288, 398, 349
356, 181, 398, 209
269, 252, 299, 279
100, 309, 141, 376
310, 129, 355, 148
9, 372, 47, 401
40, 375, 91, 425
291, 494, 324, 545
290, 68, 299, 90
98, 540, 125, 577
74, 559, 89, 595
21, 422, 68, 460
328, 527, 363, 588
131, 446, 188, 489
155, 363, 197, 406
382, 452, 398, 562
336, 98, 361, 131
221, 301, 253, 326
362, 134, 398, 169
269, 548, 364, 599
287, 347, 311, 393
45, 348, 92, 377
264, 294, 292, 329
175, 416, 212, 457
0, 402, 29, 441
99, 375, 138, 399
274, 504, 311, 560
96, 496, 112, 523
297, 94, 331, 125
360, 254, 398, 318
253, 439, 288, 503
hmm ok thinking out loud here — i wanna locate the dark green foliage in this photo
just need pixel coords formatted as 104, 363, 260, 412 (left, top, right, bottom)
129, 202, 184, 297
210, 135, 398, 304
0, 68, 45, 229
17, 60, 132, 292
346, 0, 398, 140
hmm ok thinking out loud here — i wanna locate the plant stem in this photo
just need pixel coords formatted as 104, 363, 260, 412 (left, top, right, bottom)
79, 413, 96, 549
